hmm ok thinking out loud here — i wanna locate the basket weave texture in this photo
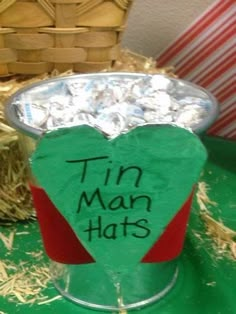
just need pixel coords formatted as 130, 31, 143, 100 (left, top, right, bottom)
0, 0, 133, 76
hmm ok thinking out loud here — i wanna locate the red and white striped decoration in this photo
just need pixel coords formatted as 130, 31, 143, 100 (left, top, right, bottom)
157, 0, 236, 140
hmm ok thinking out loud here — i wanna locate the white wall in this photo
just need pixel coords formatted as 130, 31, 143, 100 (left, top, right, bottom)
122, 0, 215, 57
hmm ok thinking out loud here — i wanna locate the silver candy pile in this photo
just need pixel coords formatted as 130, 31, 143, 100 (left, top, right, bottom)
16, 75, 210, 138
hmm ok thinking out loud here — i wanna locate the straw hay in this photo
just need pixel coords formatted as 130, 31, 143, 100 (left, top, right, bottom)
196, 182, 236, 260
0, 77, 38, 222
0, 230, 15, 251
0, 259, 59, 305
0, 229, 62, 305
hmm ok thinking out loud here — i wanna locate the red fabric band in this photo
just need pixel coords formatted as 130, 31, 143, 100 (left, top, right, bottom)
30, 184, 193, 264
30, 185, 94, 264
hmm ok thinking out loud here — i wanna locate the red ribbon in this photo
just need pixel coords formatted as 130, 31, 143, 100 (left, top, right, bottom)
30, 184, 193, 264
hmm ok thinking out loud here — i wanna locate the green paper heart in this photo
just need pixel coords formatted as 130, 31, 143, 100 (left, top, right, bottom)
30, 125, 207, 276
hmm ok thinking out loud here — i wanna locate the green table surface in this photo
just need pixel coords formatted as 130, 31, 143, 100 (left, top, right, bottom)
1, 135, 236, 314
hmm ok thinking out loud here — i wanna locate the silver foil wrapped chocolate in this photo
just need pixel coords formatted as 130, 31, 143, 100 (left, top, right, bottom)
6, 73, 219, 138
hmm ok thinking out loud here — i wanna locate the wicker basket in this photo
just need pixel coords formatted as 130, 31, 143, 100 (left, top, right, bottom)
0, 0, 133, 76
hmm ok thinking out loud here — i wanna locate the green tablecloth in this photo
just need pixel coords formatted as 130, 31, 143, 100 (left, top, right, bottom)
0, 135, 235, 314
